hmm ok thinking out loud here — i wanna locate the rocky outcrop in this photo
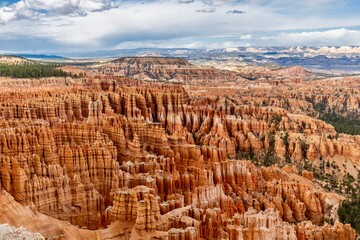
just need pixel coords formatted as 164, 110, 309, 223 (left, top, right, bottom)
272, 66, 310, 78
0, 224, 44, 240
296, 221, 356, 240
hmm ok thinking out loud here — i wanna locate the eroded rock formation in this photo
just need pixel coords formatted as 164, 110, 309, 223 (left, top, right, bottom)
0, 74, 358, 239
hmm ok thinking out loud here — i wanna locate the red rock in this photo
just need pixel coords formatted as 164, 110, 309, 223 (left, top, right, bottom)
0, 74, 357, 240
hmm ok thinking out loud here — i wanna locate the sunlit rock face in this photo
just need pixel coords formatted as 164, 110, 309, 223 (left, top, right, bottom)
0, 72, 358, 240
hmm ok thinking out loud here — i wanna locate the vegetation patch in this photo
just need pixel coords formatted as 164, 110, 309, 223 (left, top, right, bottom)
320, 112, 360, 135
338, 196, 360, 234
308, 96, 360, 135
0, 63, 68, 78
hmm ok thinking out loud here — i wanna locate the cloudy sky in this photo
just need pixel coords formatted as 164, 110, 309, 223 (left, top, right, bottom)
0, 0, 360, 54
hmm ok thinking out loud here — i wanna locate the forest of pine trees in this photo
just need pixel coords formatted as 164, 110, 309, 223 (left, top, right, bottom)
0, 63, 68, 78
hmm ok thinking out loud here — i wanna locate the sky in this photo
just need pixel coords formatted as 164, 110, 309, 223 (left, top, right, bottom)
0, 0, 360, 54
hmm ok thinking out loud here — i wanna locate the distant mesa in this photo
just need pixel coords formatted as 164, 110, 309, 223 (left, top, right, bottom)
89, 56, 313, 83
91, 56, 238, 82
272, 65, 310, 78
111, 56, 191, 64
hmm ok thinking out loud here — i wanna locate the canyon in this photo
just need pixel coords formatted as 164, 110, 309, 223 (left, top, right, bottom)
0, 57, 359, 240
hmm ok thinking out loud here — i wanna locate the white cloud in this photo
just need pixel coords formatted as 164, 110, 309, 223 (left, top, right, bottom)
0, 0, 359, 52
0, 0, 118, 23
270, 28, 360, 46
196, 7, 216, 13
240, 34, 251, 40
178, 0, 195, 3
114, 36, 251, 49
243, 0, 342, 8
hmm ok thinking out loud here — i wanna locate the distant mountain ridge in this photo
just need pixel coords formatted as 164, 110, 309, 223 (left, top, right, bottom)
3, 46, 359, 74
15, 54, 68, 59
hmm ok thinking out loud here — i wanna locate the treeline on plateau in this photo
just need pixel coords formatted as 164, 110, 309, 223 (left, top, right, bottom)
0, 64, 68, 78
